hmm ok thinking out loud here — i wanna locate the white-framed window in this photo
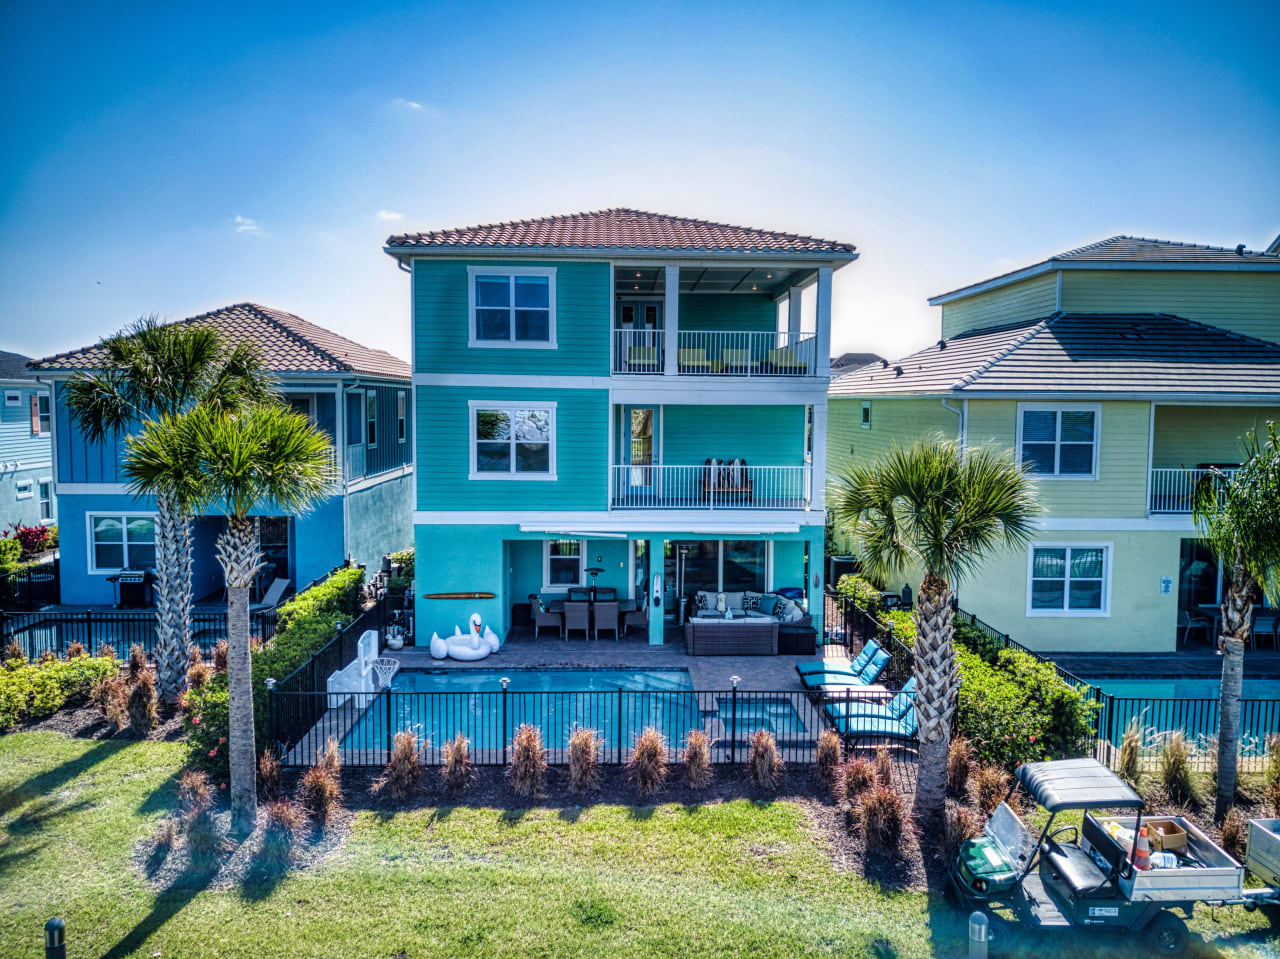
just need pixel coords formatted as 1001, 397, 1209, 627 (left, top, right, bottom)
38, 480, 52, 522
468, 401, 556, 480
14, 480, 32, 500
861, 401, 871, 429
1027, 543, 1111, 617
467, 266, 557, 348
88, 513, 157, 573
543, 539, 584, 590
32, 394, 51, 436
366, 390, 377, 449
397, 391, 406, 444
1016, 403, 1099, 479
3, 390, 19, 407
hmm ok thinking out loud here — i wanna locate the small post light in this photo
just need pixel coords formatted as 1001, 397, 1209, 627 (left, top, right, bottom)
730, 675, 740, 689
45, 917, 66, 959
967, 911, 988, 959
500, 676, 510, 690
264, 678, 277, 691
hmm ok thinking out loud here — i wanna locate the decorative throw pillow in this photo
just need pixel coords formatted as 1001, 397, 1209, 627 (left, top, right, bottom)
778, 599, 805, 623
722, 591, 745, 611
743, 591, 762, 611
716, 592, 727, 612
757, 594, 779, 616
695, 590, 711, 610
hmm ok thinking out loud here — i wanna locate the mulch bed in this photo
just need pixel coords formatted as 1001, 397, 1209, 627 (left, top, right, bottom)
22, 703, 185, 742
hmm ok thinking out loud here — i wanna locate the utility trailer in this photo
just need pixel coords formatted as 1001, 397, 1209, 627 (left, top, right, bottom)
947, 758, 1280, 955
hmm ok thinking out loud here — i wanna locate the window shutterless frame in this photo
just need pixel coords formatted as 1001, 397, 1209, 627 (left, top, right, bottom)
38, 479, 52, 522
1015, 402, 1100, 480
467, 400, 557, 480
1025, 542, 1112, 618
466, 266, 557, 348
14, 480, 32, 500
366, 390, 377, 449
541, 538, 586, 591
396, 391, 407, 444
85, 511, 158, 574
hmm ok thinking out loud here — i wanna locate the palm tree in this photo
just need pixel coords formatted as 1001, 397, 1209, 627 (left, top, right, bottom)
1191, 425, 1280, 820
828, 436, 1039, 823
126, 402, 335, 833
64, 316, 272, 703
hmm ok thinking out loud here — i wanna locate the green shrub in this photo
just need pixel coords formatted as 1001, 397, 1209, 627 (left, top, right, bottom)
183, 675, 230, 780
835, 574, 882, 613
954, 621, 1005, 662
387, 548, 415, 600
44, 525, 58, 550
275, 566, 365, 631
878, 609, 917, 646
0, 538, 20, 570
955, 644, 1097, 770
0, 655, 118, 730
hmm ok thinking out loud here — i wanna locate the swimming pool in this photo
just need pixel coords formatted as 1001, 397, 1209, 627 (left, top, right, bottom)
1085, 678, 1280, 700
1086, 677, 1280, 751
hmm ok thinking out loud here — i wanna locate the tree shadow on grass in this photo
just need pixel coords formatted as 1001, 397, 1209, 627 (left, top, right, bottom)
0, 739, 128, 817
626, 805, 656, 821
500, 806, 531, 826
137, 771, 181, 816
99, 862, 222, 959
5, 796, 95, 838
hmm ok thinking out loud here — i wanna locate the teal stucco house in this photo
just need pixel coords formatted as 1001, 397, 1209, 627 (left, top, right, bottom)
386, 208, 858, 645
31, 304, 412, 606
828, 235, 1280, 653
0, 350, 56, 531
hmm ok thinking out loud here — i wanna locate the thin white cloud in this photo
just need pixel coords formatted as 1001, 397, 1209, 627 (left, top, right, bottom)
375, 210, 404, 222
390, 97, 423, 111
233, 215, 262, 235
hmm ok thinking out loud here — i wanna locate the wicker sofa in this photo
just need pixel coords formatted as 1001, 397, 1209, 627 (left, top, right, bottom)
684, 616, 779, 656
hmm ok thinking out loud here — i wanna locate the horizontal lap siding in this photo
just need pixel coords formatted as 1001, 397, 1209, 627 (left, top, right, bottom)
964, 398, 1150, 517
416, 386, 607, 511
660, 405, 804, 464
0, 385, 50, 463
827, 397, 959, 477
1152, 405, 1280, 468
941, 272, 1058, 339
1062, 271, 1280, 345
677, 294, 777, 332
413, 259, 610, 375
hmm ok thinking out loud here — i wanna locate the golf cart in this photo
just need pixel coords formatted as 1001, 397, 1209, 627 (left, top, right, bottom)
948, 758, 1279, 954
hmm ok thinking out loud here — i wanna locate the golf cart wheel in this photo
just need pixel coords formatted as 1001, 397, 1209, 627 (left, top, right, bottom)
1145, 912, 1190, 955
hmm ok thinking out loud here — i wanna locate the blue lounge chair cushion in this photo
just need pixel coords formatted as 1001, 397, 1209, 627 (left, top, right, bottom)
801, 649, 891, 691
856, 648, 891, 684
826, 706, 919, 740
795, 640, 879, 676
825, 679, 917, 721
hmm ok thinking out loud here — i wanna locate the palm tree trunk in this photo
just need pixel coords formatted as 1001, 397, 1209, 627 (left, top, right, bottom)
912, 572, 960, 825
1216, 561, 1253, 821
151, 491, 193, 705
217, 516, 265, 835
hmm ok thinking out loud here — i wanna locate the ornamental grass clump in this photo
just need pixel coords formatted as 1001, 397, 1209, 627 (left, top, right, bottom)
874, 745, 893, 786
179, 769, 225, 859
1160, 731, 1197, 806
96, 641, 116, 660
508, 724, 547, 799
1119, 718, 1143, 784
127, 644, 147, 680
567, 727, 601, 793
319, 737, 341, 778
3, 640, 24, 664
1267, 735, 1280, 816
861, 784, 911, 854
65, 641, 87, 659
258, 749, 284, 802
1221, 806, 1246, 860
626, 727, 668, 798
95, 674, 129, 732
747, 729, 783, 790
442, 733, 474, 797
187, 653, 212, 691
969, 763, 1010, 815
833, 755, 877, 806
684, 730, 713, 789
38, 650, 56, 664
299, 764, 342, 826
816, 729, 842, 786
946, 735, 973, 797
213, 640, 229, 672
375, 731, 423, 802
261, 800, 307, 868
127, 670, 157, 735
152, 816, 181, 853
944, 803, 983, 859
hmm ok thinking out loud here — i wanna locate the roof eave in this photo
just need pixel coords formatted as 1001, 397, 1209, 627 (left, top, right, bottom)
383, 244, 857, 266
830, 387, 1280, 402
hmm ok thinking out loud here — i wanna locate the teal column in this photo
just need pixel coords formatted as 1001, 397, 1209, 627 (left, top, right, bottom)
646, 535, 665, 646
805, 527, 825, 641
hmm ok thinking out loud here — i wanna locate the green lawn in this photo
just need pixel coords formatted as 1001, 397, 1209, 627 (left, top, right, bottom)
0, 732, 1275, 958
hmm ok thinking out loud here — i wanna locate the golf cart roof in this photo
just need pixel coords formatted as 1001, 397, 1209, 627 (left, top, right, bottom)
1015, 758, 1144, 812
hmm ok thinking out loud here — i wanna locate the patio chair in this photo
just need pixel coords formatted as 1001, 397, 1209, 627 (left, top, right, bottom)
626, 344, 659, 372
796, 639, 881, 676
567, 586, 591, 602
563, 601, 590, 641
719, 347, 756, 375
624, 593, 649, 638
1252, 610, 1279, 651
593, 601, 621, 641
824, 678, 917, 722
595, 586, 618, 602
252, 577, 290, 611
678, 347, 713, 374
799, 648, 891, 691
533, 603, 562, 639
1177, 609, 1211, 646
766, 347, 806, 374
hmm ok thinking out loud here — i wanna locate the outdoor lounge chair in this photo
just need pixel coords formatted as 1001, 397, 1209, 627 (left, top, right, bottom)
823, 678, 917, 721
563, 601, 590, 641
795, 639, 881, 676
252, 577, 290, 611
825, 705, 919, 743
799, 648, 890, 690
593, 601, 620, 641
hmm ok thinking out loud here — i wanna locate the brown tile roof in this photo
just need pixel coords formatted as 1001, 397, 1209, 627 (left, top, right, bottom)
31, 303, 409, 380
386, 208, 856, 254
829, 314, 1280, 397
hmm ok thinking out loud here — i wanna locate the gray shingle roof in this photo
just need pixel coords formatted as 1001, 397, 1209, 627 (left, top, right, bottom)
0, 350, 37, 381
829, 314, 1280, 397
831, 352, 886, 372
31, 304, 409, 380
386, 208, 857, 254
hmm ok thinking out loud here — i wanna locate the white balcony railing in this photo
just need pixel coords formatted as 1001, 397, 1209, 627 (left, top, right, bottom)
609, 464, 811, 510
611, 329, 819, 376
1149, 467, 1239, 513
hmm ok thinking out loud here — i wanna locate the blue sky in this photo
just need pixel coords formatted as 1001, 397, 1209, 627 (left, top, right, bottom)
2, 0, 1277, 364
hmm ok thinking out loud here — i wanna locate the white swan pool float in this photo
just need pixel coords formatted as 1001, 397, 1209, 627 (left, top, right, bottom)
429, 613, 500, 661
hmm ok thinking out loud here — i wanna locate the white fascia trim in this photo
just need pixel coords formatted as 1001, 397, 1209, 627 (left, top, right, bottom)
416, 371, 829, 402
346, 463, 414, 493
411, 510, 821, 532
386, 248, 857, 268
1036, 516, 1196, 531
55, 482, 131, 495
929, 259, 1280, 304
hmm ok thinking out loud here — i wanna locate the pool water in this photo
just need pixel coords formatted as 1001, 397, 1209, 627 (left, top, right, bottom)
1086, 677, 1280, 751
1085, 678, 1280, 699
718, 698, 806, 740
388, 668, 693, 694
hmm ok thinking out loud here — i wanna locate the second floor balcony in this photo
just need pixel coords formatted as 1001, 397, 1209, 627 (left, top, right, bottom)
612, 329, 818, 377
1148, 467, 1239, 514
609, 463, 812, 510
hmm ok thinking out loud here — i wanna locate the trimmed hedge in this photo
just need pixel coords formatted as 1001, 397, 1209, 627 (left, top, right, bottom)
0, 654, 118, 731
0, 538, 20, 570
955, 644, 1096, 770
185, 566, 367, 780
387, 547, 414, 601
834, 574, 883, 613
877, 609, 917, 646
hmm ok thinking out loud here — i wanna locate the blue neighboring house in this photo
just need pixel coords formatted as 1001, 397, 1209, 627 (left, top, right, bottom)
0, 350, 56, 532
30, 304, 412, 606
384, 208, 858, 645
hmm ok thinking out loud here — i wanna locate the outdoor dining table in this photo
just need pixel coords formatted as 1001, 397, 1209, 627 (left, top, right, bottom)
548, 598, 638, 613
